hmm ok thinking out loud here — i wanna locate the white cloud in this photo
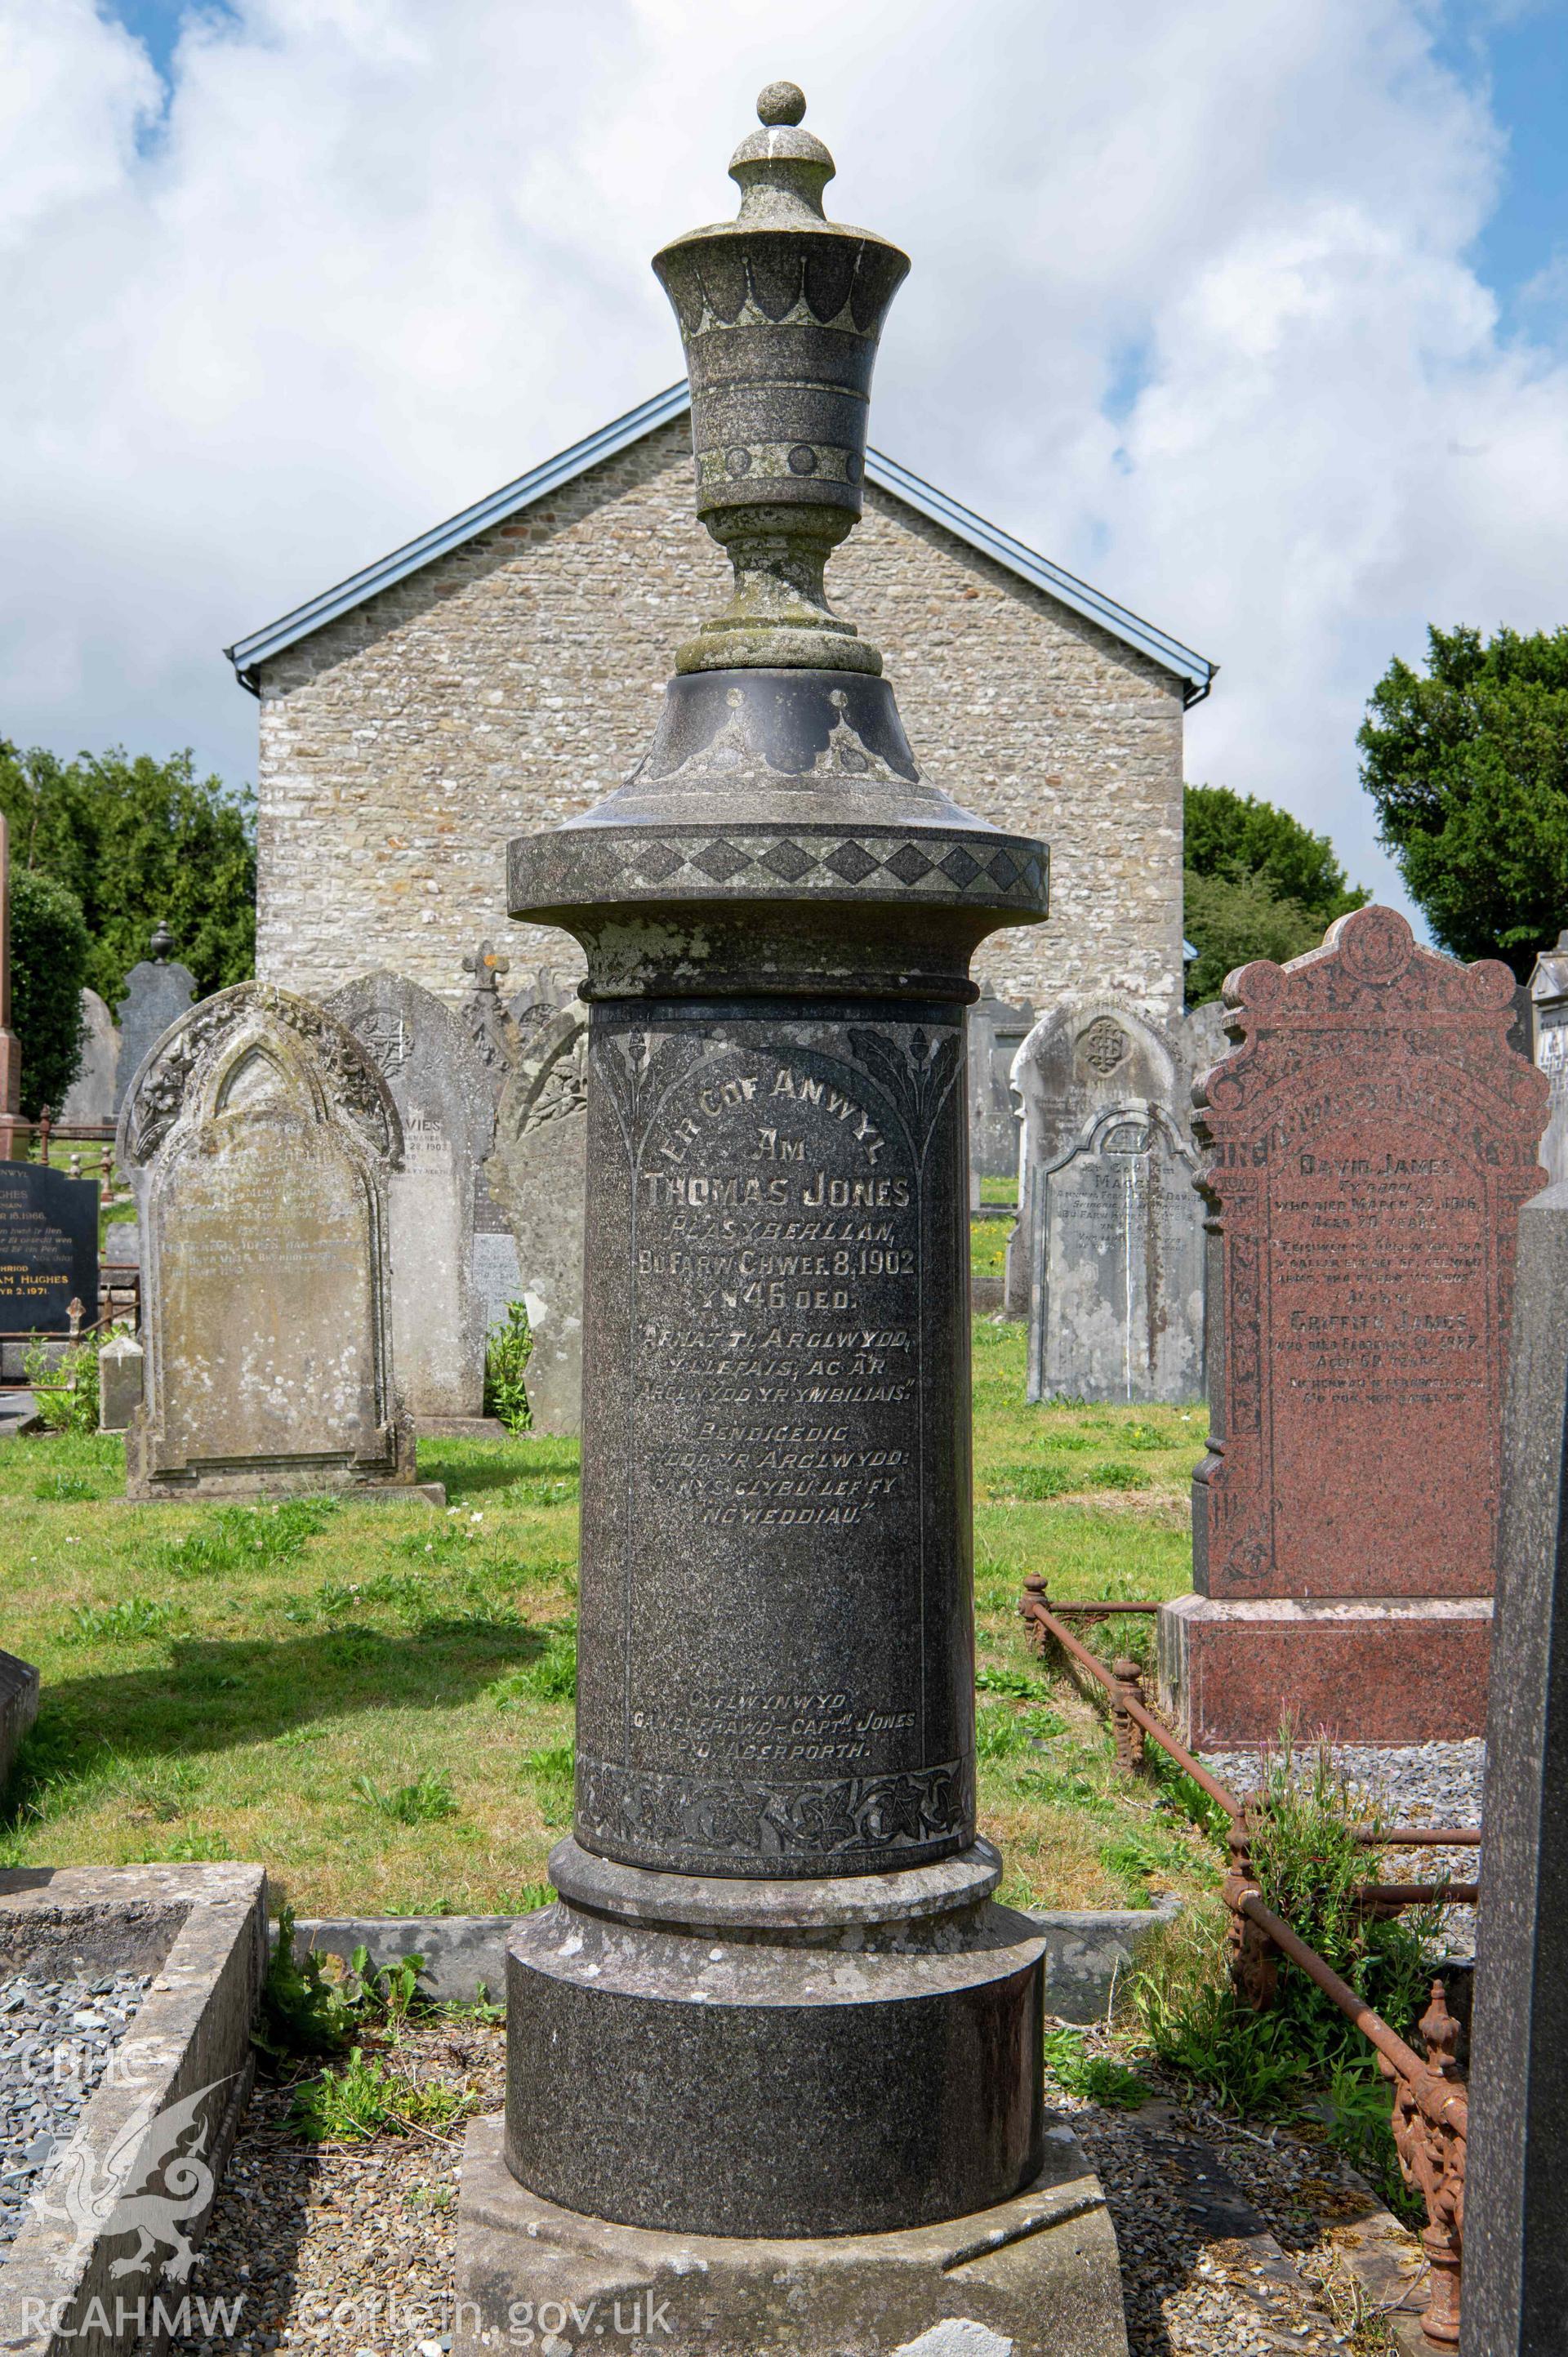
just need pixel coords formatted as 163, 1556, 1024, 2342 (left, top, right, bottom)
2, 0, 1566, 924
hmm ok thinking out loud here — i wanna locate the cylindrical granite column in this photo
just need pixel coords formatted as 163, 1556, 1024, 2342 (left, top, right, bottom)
502, 83, 1051, 2243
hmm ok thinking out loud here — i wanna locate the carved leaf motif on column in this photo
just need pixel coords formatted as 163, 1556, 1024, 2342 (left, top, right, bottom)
844, 1026, 962, 1161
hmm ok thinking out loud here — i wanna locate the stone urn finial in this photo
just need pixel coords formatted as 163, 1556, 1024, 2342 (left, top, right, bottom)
149, 920, 173, 961
653, 84, 910, 677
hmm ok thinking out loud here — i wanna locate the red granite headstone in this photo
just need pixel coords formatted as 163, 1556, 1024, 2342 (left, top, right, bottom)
1159, 904, 1548, 1746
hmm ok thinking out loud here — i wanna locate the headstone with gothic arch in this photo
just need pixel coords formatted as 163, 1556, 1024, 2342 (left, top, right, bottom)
1006, 999, 1183, 1317
116, 982, 425, 1500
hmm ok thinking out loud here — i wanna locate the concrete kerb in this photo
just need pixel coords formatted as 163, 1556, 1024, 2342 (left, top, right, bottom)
0, 1863, 268, 2357
288, 1897, 1181, 2020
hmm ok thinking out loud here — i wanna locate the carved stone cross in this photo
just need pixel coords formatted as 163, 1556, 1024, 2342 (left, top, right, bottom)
461, 941, 510, 996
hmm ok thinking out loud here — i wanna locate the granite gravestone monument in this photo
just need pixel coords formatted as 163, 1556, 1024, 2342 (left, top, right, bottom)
60, 991, 119, 1125
114, 923, 197, 1115
453, 84, 1126, 2357
481, 992, 588, 1435
327, 971, 497, 1432
1027, 1102, 1204, 1405
1006, 1000, 1182, 1315
117, 982, 426, 1502
1464, 1179, 1568, 2357
1527, 929, 1568, 1187
1160, 905, 1548, 1748
0, 1163, 99, 1334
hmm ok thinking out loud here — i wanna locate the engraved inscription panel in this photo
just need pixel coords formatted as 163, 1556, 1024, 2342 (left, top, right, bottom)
577, 1006, 973, 1875
0, 1166, 99, 1330
149, 1121, 385, 1471
1033, 1109, 1204, 1405
1260, 1080, 1494, 1589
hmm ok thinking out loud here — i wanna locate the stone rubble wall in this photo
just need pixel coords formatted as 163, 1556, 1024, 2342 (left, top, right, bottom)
255, 417, 1186, 1019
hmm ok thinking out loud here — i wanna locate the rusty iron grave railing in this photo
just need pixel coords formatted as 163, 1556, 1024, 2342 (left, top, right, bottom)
0, 1294, 139, 1398
1018, 1572, 1473, 2350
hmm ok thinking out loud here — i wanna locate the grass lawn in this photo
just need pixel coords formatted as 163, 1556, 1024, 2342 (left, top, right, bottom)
0, 1314, 1214, 1920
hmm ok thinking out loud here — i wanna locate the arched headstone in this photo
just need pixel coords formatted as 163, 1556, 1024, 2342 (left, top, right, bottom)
327, 971, 497, 1429
113, 922, 197, 1114
1006, 999, 1182, 1316
117, 982, 426, 1500
1027, 1101, 1205, 1404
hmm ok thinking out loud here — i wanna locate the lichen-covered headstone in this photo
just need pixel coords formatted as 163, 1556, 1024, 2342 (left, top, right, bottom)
1027, 1102, 1204, 1404
116, 982, 422, 1500
113, 922, 198, 1114
1006, 1000, 1182, 1315
482, 995, 588, 1435
327, 971, 497, 1428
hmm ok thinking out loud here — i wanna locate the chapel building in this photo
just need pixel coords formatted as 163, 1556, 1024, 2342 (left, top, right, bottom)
228, 385, 1214, 1019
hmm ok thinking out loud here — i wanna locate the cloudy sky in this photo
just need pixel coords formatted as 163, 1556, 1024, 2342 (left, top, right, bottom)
4, 0, 1567, 919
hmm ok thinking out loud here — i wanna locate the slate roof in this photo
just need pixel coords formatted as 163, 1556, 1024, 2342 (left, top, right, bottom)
225, 381, 1216, 705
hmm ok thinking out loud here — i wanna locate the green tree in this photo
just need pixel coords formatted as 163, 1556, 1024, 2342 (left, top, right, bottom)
0, 743, 255, 1006
9, 869, 91, 1117
1358, 625, 1568, 979
1183, 783, 1365, 1005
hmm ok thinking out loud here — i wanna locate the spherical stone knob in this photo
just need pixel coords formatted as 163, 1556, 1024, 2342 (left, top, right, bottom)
756, 80, 806, 126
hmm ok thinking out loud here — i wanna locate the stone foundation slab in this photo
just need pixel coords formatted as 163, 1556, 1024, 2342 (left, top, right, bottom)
1157, 1593, 1493, 1748
453, 2112, 1129, 2357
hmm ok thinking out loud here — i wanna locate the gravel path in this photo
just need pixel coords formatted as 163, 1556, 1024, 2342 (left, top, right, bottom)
162, 2017, 503, 2357
0, 1970, 151, 2259
151, 2011, 1431, 2356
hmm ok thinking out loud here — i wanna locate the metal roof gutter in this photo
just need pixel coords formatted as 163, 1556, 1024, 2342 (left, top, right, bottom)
225, 381, 1215, 706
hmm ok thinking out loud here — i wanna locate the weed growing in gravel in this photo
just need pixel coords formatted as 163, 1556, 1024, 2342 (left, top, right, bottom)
1300, 2245, 1398, 2352
1131, 1740, 1447, 2221
258, 1905, 362, 2059
1043, 2028, 1152, 2110
483, 1300, 533, 1433
291, 2046, 472, 2141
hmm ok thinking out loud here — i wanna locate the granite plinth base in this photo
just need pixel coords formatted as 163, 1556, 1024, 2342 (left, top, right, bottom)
1158, 1593, 1493, 1747
455, 2112, 1129, 2357
126, 1470, 447, 1507
506, 1839, 1044, 2239
0, 1650, 39, 1792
